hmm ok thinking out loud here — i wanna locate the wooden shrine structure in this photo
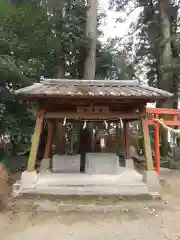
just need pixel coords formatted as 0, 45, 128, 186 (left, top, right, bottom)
15, 79, 173, 174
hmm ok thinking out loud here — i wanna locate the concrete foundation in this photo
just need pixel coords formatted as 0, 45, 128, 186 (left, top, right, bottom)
12, 154, 161, 200
40, 158, 50, 172
125, 158, 135, 169
143, 170, 161, 191
20, 171, 38, 189
13, 168, 161, 200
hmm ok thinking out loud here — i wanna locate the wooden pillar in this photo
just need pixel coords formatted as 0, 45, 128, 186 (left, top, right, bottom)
154, 114, 160, 176
123, 120, 130, 158
44, 120, 54, 159
27, 111, 44, 172
141, 115, 154, 171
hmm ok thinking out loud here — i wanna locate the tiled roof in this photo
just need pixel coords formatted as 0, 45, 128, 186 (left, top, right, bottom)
15, 78, 173, 101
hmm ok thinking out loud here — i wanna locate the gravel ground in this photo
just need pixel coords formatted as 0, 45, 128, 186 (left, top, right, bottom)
1, 169, 180, 240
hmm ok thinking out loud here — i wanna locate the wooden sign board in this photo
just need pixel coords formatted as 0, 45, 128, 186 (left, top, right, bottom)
77, 105, 109, 114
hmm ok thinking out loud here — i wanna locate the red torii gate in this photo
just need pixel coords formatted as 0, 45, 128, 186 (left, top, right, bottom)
146, 107, 180, 176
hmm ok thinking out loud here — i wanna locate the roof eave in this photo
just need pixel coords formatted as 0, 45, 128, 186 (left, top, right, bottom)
16, 94, 172, 101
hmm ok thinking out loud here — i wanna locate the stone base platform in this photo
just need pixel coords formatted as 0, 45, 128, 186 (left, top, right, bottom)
13, 168, 161, 200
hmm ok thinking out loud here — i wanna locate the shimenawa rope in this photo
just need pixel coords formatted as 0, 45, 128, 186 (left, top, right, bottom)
154, 118, 180, 134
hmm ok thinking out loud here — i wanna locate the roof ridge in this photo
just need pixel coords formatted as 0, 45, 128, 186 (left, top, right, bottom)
40, 78, 139, 86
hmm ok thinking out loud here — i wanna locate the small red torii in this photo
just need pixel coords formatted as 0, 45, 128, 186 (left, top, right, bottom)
146, 107, 180, 176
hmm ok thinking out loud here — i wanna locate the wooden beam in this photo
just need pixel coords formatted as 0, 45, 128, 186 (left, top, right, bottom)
146, 107, 180, 115
154, 114, 160, 176
39, 100, 146, 112
44, 111, 143, 120
141, 115, 154, 171
148, 119, 180, 126
40, 98, 147, 105
43, 120, 54, 159
27, 111, 44, 172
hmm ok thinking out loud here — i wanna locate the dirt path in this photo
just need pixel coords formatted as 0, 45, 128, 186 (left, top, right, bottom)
1, 170, 180, 240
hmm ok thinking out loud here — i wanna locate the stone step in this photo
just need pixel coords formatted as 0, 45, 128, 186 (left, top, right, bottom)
16, 186, 160, 201
37, 170, 143, 186
20, 184, 149, 196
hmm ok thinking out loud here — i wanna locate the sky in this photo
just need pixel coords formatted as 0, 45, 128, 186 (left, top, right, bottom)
98, 1, 155, 108
99, 0, 140, 41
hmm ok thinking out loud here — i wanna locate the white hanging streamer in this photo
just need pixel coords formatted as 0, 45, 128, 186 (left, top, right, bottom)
63, 117, 66, 126
119, 118, 123, 128
104, 120, 108, 130
83, 120, 87, 129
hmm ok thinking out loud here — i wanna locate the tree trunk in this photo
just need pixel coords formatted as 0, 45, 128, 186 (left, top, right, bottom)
83, 0, 98, 80
47, 0, 64, 14
57, 59, 65, 78
80, 0, 98, 170
158, 0, 173, 156
158, 0, 173, 105
47, 0, 66, 151
47, 0, 66, 78
170, 6, 179, 109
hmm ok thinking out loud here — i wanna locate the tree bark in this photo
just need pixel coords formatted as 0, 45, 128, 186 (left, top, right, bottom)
57, 59, 65, 78
47, 0, 66, 151
158, 0, 173, 156
83, 0, 98, 80
79, 0, 98, 170
47, 0, 66, 78
158, 0, 173, 106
